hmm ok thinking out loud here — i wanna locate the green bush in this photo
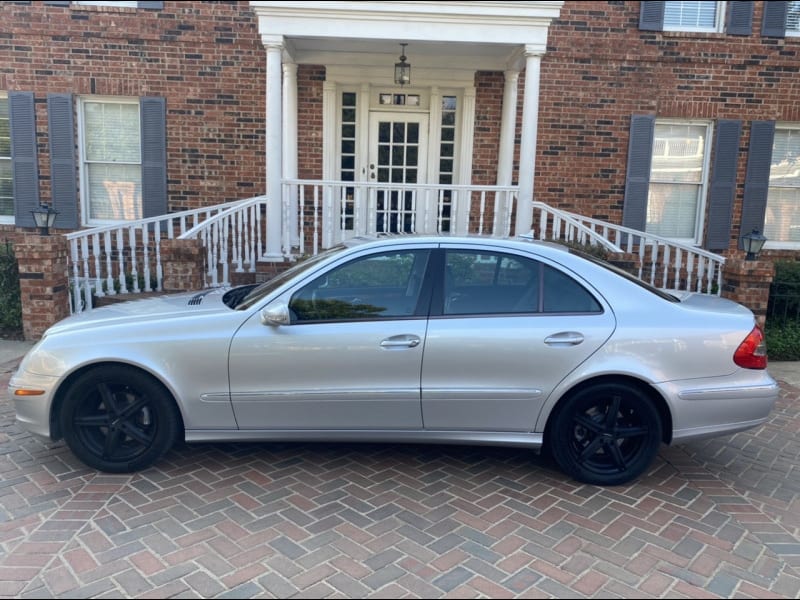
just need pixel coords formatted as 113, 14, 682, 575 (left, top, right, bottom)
0, 242, 22, 334
765, 320, 800, 362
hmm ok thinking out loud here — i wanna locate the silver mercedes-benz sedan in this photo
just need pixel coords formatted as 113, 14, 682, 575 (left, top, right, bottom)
10, 236, 778, 486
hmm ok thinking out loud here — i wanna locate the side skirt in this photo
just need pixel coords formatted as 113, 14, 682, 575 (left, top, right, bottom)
185, 429, 544, 448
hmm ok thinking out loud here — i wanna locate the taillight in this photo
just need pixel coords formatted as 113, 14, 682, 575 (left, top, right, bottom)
733, 326, 768, 369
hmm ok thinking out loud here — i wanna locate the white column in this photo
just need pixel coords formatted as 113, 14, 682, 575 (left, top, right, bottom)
497, 71, 520, 187
456, 86, 477, 235
496, 70, 520, 236
321, 81, 337, 248
264, 36, 284, 260
515, 48, 543, 237
282, 61, 299, 249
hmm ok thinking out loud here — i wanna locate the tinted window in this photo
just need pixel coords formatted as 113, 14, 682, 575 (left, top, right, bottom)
290, 250, 430, 322
444, 250, 602, 315
444, 251, 539, 315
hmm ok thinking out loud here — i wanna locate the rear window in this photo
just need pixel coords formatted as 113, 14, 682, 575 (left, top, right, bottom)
569, 249, 680, 303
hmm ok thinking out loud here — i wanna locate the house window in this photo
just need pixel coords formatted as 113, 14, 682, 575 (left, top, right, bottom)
438, 96, 457, 233
340, 91, 357, 231
663, 1, 723, 32
79, 98, 142, 223
647, 121, 712, 242
764, 126, 800, 246
788, 1, 800, 36
0, 97, 11, 222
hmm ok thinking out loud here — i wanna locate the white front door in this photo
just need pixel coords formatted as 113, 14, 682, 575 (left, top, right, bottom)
367, 112, 429, 233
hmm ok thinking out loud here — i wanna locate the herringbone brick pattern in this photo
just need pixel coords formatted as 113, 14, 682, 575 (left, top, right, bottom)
1, 357, 799, 598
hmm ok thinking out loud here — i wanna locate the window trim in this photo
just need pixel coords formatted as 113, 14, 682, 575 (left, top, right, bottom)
647, 119, 714, 246
764, 122, 800, 250
662, 0, 726, 33
0, 93, 12, 225
77, 95, 142, 226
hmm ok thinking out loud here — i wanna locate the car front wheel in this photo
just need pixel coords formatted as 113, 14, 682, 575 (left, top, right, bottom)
60, 366, 180, 473
547, 381, 662, 486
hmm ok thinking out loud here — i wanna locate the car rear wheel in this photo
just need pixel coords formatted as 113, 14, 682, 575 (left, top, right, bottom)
60, 366, 180, 473
548, 381, 662, 486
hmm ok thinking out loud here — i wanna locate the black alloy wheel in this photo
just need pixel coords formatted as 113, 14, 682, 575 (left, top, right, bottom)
60, 366, 180, 473
548, 381, 662, 486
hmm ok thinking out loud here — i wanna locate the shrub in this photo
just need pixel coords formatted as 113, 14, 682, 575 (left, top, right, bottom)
0, 242, 23, 335
765, 320, 800, 362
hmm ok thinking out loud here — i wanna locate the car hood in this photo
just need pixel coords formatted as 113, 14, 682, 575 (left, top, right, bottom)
47, 288, 232, 335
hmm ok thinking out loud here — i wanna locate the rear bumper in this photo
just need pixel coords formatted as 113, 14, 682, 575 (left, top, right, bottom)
656, 372, 779, 444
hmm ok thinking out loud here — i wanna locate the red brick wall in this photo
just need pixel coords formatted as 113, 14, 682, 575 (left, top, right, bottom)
537, 1, 800, 249
0, 0, 265, 223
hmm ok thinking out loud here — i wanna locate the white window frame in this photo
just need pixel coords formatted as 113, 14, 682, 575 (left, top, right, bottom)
0, 93, 12, 225
787, 1, 800, 37
77, 96, 142, 226
74, 1, 138, 7
764, 123, 800, 250
663, 1, 726, 33
647, 119, 714, 245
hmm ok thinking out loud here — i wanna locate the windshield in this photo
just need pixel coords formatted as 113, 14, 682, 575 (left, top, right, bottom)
233, 246, 345, 310
570, 249, 680, 303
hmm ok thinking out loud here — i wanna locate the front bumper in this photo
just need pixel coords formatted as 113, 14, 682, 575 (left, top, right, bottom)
9, 370, 59, 441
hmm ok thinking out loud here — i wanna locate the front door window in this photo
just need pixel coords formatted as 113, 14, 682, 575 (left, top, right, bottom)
368, 113, 429, 233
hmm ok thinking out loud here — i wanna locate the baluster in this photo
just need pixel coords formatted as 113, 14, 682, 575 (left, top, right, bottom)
70, 239, 81, 313
637, 240, 645, 281
154, 221, 163, 291
103, 231, 115, 295
128, 227, 139, 293
92, 234, 104, 297
142, 226, 151, 292
649, 243, 657, 285
256, 198, 264, 261
313, 186, 319, 256
662, 245, 671, 289
696, 256, 705, 293
220, 216, 230, 286
80, 236, 92, 309
685, 254, 695, 293
507, 193, 515, 237
716, 261, 723, 296
478, 191, 486, 235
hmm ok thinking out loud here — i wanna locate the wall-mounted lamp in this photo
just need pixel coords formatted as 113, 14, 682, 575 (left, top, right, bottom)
394, 43, 411, 87
31, 203, 58, 236
741, 228, 767, 260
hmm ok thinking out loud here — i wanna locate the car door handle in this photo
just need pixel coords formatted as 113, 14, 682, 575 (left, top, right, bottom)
380, 335, 421, 349
544, 332, 584, 346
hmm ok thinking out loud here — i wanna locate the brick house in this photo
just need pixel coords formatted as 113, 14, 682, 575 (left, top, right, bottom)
0, 0, 798, 338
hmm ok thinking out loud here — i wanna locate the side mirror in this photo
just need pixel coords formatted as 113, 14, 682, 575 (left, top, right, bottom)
260, 301, 291, 326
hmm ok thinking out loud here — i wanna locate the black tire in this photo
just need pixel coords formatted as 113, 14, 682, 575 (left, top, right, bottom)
547, 381, 662, 486
59, 365, 181, 473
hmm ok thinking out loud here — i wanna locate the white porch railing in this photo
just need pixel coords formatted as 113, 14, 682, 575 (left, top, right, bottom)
66, 196, 267, 313
66, 183, 726, 314
281, 179, 519, 257
530, 202, 725, 296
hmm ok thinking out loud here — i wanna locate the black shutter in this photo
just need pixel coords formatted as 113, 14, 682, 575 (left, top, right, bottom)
740, 121, 775, 247
9, 91, 40, 228
137, 1, 164, 8
762, 1, 788, 37
639, 1, 665, 31
726, 1, 754, 35
705, 120, 742, 251
140, 97, 167, 218
622, 114, 655, 232
47, 93, 78, 229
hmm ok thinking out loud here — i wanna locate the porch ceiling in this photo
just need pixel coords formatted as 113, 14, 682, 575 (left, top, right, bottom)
251, 1, 564, 71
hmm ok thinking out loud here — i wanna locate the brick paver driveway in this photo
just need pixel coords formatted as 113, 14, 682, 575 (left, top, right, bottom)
1, 356, 799, 599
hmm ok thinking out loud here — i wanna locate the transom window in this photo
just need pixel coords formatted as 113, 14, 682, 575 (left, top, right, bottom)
663, 1, 724, 32
764, 125, 800, 247
647, 120, 712, 243
79, 98, 142, 223
0, 97, 11, 222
